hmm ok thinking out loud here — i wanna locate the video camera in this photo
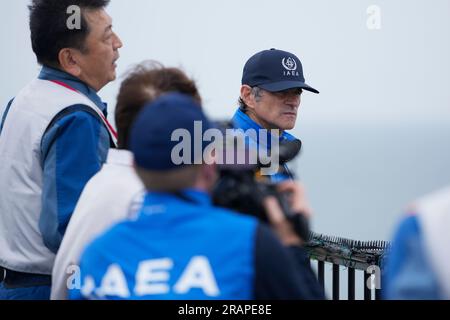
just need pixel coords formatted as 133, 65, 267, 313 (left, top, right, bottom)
211, 121, 310, 241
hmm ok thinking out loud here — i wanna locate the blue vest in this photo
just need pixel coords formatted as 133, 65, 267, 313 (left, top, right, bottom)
71, 190, 258, 300
0, 68, 112, 275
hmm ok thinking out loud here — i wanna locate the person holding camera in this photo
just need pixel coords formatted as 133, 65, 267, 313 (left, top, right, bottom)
69, 93, 324, 300
232, 48, 319, 181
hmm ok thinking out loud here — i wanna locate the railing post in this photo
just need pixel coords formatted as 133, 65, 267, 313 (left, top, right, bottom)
375, 288, 382, 300
348, 268, 355, 300
332, 264, 339, 300
364, 271, 371, 300
318, 260, 325, 291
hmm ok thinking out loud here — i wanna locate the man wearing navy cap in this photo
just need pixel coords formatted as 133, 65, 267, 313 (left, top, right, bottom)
70, 93, 324, 300
232, 49, 319, 181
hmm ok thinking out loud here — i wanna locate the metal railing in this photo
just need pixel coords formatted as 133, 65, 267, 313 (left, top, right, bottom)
305, 232, 390, 300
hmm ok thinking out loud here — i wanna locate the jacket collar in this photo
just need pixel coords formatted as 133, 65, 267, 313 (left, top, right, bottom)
38, 66, 107, 114
106, 149, 134, 167
144, 189, 212, 207
231, 108, 297, 147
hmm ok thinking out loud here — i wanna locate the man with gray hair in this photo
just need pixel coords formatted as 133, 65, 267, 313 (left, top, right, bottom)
233, 48, 319, 182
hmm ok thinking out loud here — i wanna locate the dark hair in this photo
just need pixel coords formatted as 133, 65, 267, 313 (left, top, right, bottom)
115, 61, 202, 150
29, 0, 110, 66
238, 97, 248, 113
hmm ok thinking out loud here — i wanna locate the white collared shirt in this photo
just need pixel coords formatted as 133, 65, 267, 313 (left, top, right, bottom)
51, 149, 145, 300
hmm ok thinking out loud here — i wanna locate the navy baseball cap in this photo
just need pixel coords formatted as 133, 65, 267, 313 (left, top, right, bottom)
241, 48, 319, 94
129, 93, 213, 171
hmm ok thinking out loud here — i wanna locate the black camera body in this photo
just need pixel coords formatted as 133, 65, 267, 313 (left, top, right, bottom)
211, 122, 310, 240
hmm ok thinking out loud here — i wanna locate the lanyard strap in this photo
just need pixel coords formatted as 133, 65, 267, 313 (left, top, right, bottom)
49, 80, 118, 147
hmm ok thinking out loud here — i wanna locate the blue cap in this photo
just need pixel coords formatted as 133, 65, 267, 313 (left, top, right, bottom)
241, 48, 319, 94
129, 93, 212, 170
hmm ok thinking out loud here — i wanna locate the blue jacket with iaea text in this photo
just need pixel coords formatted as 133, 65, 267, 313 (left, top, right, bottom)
70, 190, 324, 300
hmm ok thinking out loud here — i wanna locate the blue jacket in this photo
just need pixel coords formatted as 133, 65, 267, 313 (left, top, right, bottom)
70, 190, 324, 300
0, 66, 111, 253
232, 108, 297, 182
383, 214, 442, 299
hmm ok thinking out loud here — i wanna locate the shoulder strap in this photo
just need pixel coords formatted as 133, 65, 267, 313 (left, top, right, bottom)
0, 98, 15, 135
43, 104, 116, 148
47, 80, 118, 147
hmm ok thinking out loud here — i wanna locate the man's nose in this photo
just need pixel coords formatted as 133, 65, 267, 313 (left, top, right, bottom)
285, 94, 301, 107
113, 32, 123, 50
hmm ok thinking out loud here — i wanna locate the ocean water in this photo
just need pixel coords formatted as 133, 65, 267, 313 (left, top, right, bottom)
293, 121, 450, 242
290, 121, 450, 299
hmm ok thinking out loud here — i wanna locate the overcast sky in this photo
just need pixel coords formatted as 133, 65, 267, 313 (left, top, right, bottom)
2, 1, 450, 242
1, 0, 450, 130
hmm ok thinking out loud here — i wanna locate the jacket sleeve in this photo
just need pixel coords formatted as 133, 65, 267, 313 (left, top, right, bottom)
39, 107, 110, 253
253, 223, 325, 300
383, 215, 442, 299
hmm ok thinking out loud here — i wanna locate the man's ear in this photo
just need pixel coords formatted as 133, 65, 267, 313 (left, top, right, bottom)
58, 48, 82, 77
240, 85, 255, 109
200, 162, 218, 191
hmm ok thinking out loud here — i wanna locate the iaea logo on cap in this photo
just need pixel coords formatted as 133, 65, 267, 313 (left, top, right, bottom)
282, 57, 300, 77
282, 57, 297, 71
